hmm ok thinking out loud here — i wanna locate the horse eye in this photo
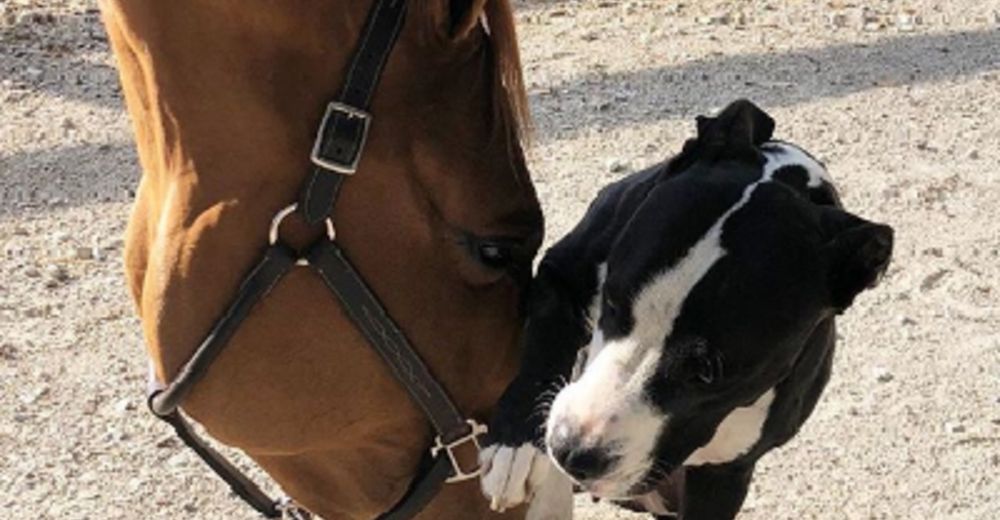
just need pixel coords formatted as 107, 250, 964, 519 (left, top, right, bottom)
477, 242, 512, 270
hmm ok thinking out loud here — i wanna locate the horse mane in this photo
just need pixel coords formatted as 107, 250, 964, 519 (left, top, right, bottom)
484, 0, 532, 144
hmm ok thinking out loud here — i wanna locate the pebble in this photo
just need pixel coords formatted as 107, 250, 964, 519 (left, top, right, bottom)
696, 13, 731, 26
24, 267, 41, 278
919, 269, 949, 292
0, 343, 18, 360
21, 386, 50, 405
44, 265, 69, 287
966, 149, 980, 160
113, 398, 135, 415
829, 13, 849, 28
944, 421, 966, 434
606, 159, 628, 173
873, 367, 894, 383
74, 246, 94, 260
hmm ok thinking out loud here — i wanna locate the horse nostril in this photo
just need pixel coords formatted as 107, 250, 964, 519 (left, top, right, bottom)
554, 445, 616, 482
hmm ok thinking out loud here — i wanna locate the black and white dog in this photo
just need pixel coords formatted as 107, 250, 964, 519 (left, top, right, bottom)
479, 100, 894, 519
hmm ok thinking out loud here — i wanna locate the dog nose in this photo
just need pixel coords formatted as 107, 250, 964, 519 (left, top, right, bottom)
549, 425, 616, 482
552, 444, 615, 482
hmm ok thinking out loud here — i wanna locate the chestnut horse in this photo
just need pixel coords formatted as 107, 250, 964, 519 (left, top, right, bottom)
99, 0, 542, 518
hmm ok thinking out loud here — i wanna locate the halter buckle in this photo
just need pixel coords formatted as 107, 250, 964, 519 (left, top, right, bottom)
311, 101, 371, 175
430, 419, 489, 484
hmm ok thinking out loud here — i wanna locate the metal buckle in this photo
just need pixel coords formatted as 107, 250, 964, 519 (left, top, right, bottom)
310, 101, 371, 175
430, 419, 489, 484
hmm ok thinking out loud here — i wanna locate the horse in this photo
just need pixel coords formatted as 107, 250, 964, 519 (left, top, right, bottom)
99, 1, 543, 518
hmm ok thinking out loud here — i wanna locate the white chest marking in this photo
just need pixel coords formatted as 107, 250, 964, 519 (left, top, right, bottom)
684, 388, 777, 466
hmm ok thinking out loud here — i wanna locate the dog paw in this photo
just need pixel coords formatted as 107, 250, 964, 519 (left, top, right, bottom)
480, 443, 556, 513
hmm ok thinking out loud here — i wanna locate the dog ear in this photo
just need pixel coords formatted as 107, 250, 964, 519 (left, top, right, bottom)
820, 208, 894, 312
695, 99, 775, 155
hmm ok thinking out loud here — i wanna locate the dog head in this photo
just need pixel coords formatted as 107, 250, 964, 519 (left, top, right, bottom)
544, 100, 893, 498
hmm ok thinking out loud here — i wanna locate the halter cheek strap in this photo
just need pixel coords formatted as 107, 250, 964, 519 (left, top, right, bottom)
147, 1, 490, 518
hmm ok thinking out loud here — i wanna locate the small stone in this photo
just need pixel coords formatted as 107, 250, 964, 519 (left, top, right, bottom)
167, 453, 189, 468
920, 269, 949, 292
897, 315, 917, 326
44, 265, 69, 286
12, 227, 29, 236
21, 386, 50, 405
24, 267, 41, 278
873, 367, 894, 383
74, 246, 94, 260
606, 159, 628, 173
697, 13, 731, 25
113, 398, 135, 415
24, 306, 47, 318
967, 149, 980, 160
0, 343, 18, 360
25, 67, 43, 77
944, 421, 966, 434
863, 21, 884, 32
155, 434, 180, 449
829, 13, 849, 28
61, 118, 76, 130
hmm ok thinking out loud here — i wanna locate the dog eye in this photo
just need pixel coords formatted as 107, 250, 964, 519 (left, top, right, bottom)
687, 341, 723, 385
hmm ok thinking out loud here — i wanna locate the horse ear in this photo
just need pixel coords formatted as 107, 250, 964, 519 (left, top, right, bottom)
696, 99, 775, 155
449, 0, 489, 39
820, 208, 894, 312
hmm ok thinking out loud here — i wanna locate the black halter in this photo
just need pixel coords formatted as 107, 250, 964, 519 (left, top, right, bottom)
146, 1, 488, 518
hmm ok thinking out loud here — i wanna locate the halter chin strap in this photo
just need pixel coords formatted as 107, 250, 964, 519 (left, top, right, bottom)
147, 0, 490, 518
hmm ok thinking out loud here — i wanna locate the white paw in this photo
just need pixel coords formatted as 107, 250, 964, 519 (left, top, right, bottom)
479, 443, 557, 513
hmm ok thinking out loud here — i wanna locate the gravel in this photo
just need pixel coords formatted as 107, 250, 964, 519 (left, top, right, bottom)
2, 0, 998, 518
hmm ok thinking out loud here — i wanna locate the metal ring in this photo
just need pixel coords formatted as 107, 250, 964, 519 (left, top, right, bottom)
269, 203, 335, 245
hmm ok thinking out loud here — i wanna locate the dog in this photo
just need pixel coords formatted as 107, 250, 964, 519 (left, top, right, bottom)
479, 99, 894, 519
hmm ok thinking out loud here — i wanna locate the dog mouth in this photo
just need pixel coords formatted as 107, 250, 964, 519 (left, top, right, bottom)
591, 466, 686, 516
574, 463, 681, 500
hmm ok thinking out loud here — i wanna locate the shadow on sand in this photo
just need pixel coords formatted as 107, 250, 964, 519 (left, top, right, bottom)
529, 27, 1000, 140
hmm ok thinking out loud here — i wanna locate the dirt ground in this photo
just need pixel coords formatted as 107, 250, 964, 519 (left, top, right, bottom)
1, 1, 998, 519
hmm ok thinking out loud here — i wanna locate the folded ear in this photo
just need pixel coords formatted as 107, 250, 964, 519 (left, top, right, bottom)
449, 0, 488, 39
820, 209, 894, 312
695, 99, 775, 156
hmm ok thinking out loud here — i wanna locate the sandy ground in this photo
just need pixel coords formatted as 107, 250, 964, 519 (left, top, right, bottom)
1, 0, 998, 518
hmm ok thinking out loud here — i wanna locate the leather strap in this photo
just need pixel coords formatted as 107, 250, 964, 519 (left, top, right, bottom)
300, 0, 408, 224
376, 454, 453, 520
146, 244, 306, 518
306, 240, 469, 441
149, 245, 297, 417
152, 409, 286, 518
